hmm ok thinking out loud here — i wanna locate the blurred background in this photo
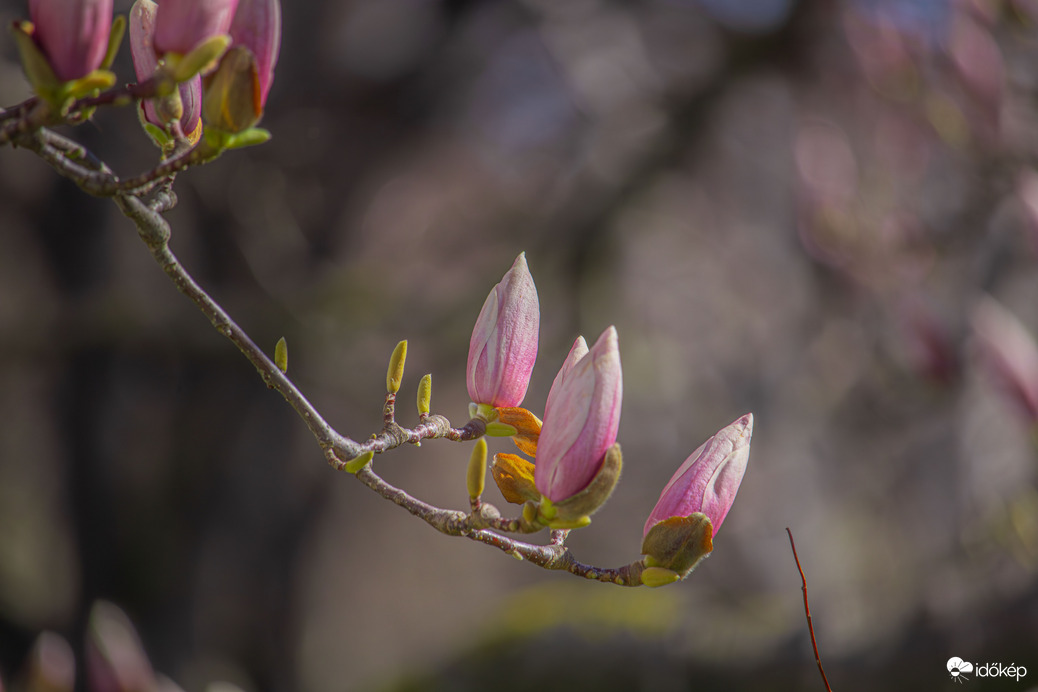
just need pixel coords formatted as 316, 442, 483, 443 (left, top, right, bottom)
2, 0, 1038, 689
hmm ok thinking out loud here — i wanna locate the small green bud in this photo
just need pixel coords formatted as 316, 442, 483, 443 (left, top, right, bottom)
417, 374, 432, 416
545, 514, 592, 530
467, 438, 488, 501
222, 127, 271, 150
641, 566, 681, 588
386, 340, 407, 393
344, 451, 374, 474
274, 336, 288, 373
522, 501, 539, 525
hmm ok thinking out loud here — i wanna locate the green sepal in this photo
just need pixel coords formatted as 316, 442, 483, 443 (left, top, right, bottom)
62, 69, 117, 101
344, 451, 374, 474
467, 438, 488, 500
226, 128, 271, 149
138, 107, 173, 149
101, 15, 126, 70
641, 566, 681, 588
11, 20, 62, 107
485, 422, 518, 437
545, 443, 623, 526
417, 374, 432, 415
201, 44, 261, 132
274, 337, 288, 373
640, 513, 714, 577
472, 402, 497, 422
521, 501, 540, 526
168, 34, 230, 83
204, 126, 271, 152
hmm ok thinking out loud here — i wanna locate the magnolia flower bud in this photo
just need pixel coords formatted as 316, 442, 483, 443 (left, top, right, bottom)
466, 253, 540, 409
154, 0, 239, 55
229, 0, 281, 106
29, 0, 113, 81
130, 0, 202, 145
643, 413, 753, 540
534, 326, 622, 505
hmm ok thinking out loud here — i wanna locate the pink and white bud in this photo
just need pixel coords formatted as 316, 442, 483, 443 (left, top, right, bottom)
643, 413, 753, 539
971, 297, 1038, 422
229, 0, 281, 106
130, 0, 202, 140
534, 326, 622, 503
29, 0, 113, 81
154, 0, 239, 55
466, 253, 540, 409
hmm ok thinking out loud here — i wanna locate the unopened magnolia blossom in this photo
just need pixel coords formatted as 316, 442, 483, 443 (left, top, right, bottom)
130, 0, 202, 141
154, 0, 239, 55
229, 0, 281, 106
466, 253, 539, 410
29, 0, 113, 81
644, 413, 753, 538
534, 327, 622, 503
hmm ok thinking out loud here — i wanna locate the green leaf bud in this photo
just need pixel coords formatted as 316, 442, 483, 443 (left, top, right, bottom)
467, 438, 488, 501
417, 374, 432, 416
274, 336, 288, 373
343, 450, 374, 475
641, 566, 681, 588
386, 340, 407, 394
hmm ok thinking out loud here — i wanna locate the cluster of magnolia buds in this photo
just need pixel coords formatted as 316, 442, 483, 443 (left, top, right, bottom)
12, 0, 280, 153
465, 254, 754, 586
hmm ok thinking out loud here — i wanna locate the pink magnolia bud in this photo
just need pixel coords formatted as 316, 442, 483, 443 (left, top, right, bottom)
229, 0, 281, 106
28, 0, 113, 81
466, 253, 540, 409
534, 326, 622, 503
154, 0, 239, 55
971, 297, 1038, 422
544, 335, 588, 417
130, 0, 202, 140
643, 413, 753, 539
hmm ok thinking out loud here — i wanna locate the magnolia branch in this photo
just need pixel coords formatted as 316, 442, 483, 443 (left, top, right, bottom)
350, 462, 646, 586
9, 120, 656, 584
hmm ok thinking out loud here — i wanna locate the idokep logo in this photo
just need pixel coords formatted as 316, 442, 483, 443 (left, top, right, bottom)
947, 657, 1028, 684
